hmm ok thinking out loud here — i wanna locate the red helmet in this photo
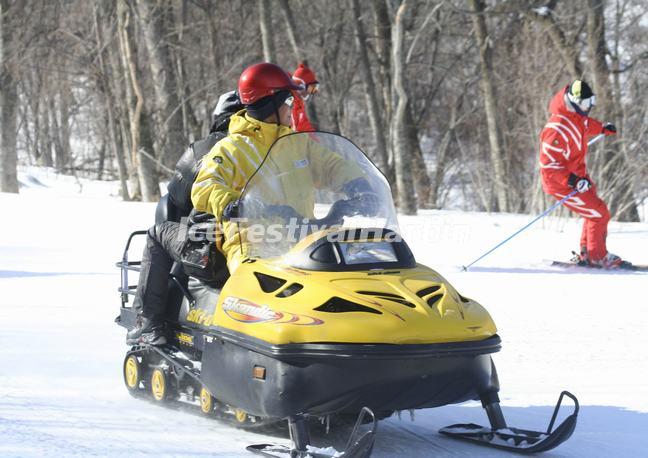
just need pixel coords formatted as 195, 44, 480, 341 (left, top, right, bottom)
238, 63, 303, 105
293, 62, 318, 85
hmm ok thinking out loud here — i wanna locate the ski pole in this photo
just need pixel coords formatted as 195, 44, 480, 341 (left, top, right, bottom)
462, 190, 578, 271
461, 133, 606, 271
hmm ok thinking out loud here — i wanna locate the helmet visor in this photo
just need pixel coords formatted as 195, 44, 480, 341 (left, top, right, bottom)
579, 95, 596, 111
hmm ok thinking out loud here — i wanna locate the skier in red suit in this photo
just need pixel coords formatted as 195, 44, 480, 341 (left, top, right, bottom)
290, 62, 319, 132
539, 80, 623, 268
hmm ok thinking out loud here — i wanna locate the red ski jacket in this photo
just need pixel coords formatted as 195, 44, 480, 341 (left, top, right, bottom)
291, 96, 315, 132
538, 86, 611, 194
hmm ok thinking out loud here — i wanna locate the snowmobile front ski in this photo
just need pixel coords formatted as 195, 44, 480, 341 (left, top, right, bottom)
548, 260, 648, 272
440, 391, 579, 453
247, 407, 377, 458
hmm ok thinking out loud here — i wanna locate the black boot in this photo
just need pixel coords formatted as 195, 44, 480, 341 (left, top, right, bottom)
126, 316, 167, 346
570, 246, 588, 265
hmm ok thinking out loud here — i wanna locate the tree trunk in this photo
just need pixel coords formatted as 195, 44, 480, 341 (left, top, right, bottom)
529, 2, 582, 79
175, 0, 201, 142
278, 0, 301, 63
371, 0, 392, 126
586, 0, 638, 222
258, 0, 275, 62
56, 76, 72, 171
117, 0, 141, 198
49, 96, 63, 170
350, 0, 391, 181
391, 0, 417, 215
0, 0, 18, 193
40, 101, 53, 167
430, 97, 462, 208
468, 0, 509, 212
95, 3, 130, 199
119, 0, 159, 201
134, 0, 185, 170
405, 100, 431, 207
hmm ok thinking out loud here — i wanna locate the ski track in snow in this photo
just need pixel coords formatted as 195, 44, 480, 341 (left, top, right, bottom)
1, 170, 647, 457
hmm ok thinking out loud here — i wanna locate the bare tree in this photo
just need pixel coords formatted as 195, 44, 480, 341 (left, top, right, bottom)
350, 0, 390, 179
278, 0, 302, 63
94, 1, 129, 200
468, 0, 509, 212
0, 0, 19, 193
118, 0, 159, 201
586, 0, 638, 221
391, 0, 417, 214
529, 0, 583, 79
258, 0, 275, 62
134, 0, 185, 169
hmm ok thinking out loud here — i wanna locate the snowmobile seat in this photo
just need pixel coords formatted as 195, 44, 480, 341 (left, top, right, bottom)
155, 193, 189, 225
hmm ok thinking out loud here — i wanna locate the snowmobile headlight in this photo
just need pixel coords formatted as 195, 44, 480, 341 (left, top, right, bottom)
338, 241, 398, 265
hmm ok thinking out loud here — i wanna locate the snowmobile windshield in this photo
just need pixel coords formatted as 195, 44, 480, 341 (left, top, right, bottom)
236, 132, 398, 261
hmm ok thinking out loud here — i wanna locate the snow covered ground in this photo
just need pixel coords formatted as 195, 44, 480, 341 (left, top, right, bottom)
1, 168, 647, 457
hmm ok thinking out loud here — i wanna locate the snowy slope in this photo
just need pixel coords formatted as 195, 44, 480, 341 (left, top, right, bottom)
1, 170, 647, 457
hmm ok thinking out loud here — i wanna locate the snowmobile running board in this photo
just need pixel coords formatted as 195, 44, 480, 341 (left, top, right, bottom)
247, 407, 377, 458
440, 391, 579, 453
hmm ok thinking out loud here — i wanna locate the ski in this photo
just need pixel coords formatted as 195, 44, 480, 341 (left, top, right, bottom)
548, 260, 648, 272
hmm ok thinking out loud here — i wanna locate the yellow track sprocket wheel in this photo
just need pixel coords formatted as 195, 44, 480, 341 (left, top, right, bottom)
150, 368, 168, 402
200, 387, 215, 415
123, 355, 141, 392
235, 408, 248, 423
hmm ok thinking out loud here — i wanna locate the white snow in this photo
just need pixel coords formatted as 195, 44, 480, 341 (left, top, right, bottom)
1, 168, 647, 457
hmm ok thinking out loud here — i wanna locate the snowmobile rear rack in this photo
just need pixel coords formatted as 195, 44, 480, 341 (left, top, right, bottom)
116, 230, 195, 308
440, 391, 579, 453
247, 407, 377, 458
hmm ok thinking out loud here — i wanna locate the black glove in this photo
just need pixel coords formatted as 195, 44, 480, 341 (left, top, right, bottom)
603, 122, 617, 134
343, 177, 372, 197
568, 173, 592, 193
221, 199, 240, 221
342, 178, 380, 217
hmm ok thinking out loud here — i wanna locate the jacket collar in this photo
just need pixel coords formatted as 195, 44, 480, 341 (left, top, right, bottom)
228, 110, 292, 145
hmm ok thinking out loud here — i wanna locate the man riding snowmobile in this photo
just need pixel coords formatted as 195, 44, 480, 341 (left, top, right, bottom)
191, 62, 370, 275
539, 80, 622, 268
127, 62, 373, 346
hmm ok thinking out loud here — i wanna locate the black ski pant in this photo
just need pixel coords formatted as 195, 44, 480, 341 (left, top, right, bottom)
133, 222, 186, 318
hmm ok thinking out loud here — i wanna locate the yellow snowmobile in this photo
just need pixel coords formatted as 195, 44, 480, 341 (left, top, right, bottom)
116, 132, 578, 457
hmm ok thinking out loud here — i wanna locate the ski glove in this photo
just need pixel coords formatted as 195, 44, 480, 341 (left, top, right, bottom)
568, 173, 592, 193
603, 122, 617, 135
222, 199, 240, 221
342, 177, 380, 216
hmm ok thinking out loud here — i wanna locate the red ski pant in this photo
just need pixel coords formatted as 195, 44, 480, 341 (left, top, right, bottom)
552, 188, 611, 261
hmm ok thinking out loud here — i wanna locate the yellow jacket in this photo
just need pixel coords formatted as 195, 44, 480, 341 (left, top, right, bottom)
191, 111, 363, 270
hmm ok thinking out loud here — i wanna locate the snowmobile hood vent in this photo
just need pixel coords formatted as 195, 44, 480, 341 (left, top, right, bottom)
254, 272, 287, 293
355, 290, 416, 308
417, 285, 441, 298
277, 283, 303, 297
426, 294, 443, 308
314, 297, 382, 315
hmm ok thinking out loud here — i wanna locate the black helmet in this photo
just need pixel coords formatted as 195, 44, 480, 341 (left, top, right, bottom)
567, 80, 595, 115
210, 91, 244, 133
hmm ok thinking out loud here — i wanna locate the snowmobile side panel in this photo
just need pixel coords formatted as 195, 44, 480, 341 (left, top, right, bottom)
200, 334, 501, 419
